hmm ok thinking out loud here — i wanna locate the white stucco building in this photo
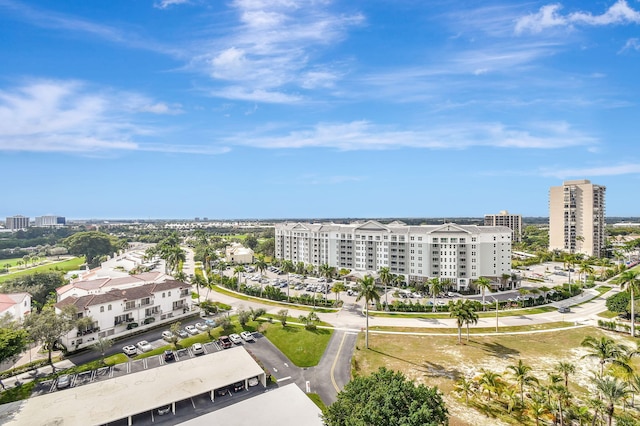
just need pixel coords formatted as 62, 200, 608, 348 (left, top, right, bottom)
0, 292, 31, 322
225, 243, 254, 264
275, 221, 512, 290
54, 274, 192, 351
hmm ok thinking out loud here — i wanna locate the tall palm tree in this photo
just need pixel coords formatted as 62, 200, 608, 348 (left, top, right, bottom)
233, 265, 245, 291
254, 255, 267, 278
615, 269, 640, 337
191, 273, 206, 302
593, 376, 630, 426
449, 299, 467, 344
507, 359, 539, 403
281, 260, 295, 302
428, 277, 443, 313
474, 276, 492, 308
581, 336, 630, 376
378, 267, 392, 309
555, 361, 576, 389
355, 275, 380, 349
462, 300, 478, 342
578, 261, 594, 284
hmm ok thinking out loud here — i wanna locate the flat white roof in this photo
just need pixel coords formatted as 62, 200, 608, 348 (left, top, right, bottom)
177, 383, 324, 426
5, 346, 265, 426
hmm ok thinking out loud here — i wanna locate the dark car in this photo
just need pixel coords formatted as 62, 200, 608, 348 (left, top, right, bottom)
163, 350, 175, 362
219, 335, 232, 349
558, 306, 571, 313
232, 381, 244, 392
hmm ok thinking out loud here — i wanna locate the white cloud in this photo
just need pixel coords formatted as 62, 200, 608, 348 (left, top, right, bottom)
620, 37, 640, 52
541, 163, 640, 179
195, 0, 364, 103
0, 80, 218, 155
225, 120, 597, 151
515, 0, 640, 34
154, 0, 189, 10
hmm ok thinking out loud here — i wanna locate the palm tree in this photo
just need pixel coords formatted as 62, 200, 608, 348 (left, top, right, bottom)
454, 376, 474, 405
355, 275, 380, 349
555, 361, 576, 389
579, 261, 594, 284
478, 369, 502, 401
507, 359, 539, 403
581, 336, 630, 376
191, 273, 206, 302
2, 263, 10, 273
474, 276, 492, 308
462, 300, 478, 342
233, 265, 245, 291
615, 269, 640, 337
378, 267, 392, 309
331, 281, 345, 302
254, 255, 267, 278
593, 376, 630, 426
449, 299, 466, 344
539, 286, 551, 304
427, 277, 443, 313
527, 393, 549, 426
281, 260, 295, 302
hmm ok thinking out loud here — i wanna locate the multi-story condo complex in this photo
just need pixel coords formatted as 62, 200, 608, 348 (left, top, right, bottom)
484, 210, 522, 243
549, 179, 606, 258
5, 215, 29, 230
275, 221, 512, 290
34, 215, 66, 227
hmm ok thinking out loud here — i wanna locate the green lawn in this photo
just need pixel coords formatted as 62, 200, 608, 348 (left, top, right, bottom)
259, 322, 332, 367
211, 285, 338, 313
0, 257, 85, 283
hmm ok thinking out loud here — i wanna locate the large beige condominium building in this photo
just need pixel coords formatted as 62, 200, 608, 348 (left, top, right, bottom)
275, 220, 512, 291
549, 179, 606, 258
484, 210, 522, 243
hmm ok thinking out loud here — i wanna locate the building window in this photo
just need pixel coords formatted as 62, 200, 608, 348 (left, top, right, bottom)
108, 304, 112, 311
100, 306, 104, 313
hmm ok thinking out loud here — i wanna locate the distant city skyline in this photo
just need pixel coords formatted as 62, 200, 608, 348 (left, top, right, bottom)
1, 1, 639, 219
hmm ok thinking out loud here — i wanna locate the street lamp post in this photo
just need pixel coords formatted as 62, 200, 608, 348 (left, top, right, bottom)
490, 296, 499, 333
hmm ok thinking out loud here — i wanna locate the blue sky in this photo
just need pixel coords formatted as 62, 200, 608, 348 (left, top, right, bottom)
1, 0, 639, 220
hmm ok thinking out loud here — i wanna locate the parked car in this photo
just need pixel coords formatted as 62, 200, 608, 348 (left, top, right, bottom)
122, 345, 137, 356
219, 335, 232, 349
232, 381, 244, 392
157, 405, 171, 416
229, 333, 243, 345
248, 376, 259, 387
195, 322, 209, 331
136, 340, 152, 352
240, 331, 255, 342
558, 306, 571, 313
191, 343, 205, 355
204, 319, 216, 328
56, 374, 72, 389
185, 325, 199, 335
163, 350, 175, 362
161, 331, 174, 342
176, 329, 189, 339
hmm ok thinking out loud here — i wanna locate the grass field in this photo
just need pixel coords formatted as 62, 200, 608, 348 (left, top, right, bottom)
0, 257, 85, 283
259, 322, 332, 367
370, 321, 575, 334
352, 326, 638, 426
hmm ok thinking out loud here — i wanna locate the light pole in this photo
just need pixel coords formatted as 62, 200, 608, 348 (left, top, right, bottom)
490, 296, 499, 333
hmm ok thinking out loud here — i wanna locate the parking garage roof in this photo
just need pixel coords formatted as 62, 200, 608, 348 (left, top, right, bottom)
5, 346, 265, 426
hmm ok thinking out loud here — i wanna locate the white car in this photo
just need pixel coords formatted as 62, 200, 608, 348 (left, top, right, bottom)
122, 345, 137, 356
185, 325, 199, 335
240, 331, 255, 342
195, 322, 209, 331
161, 331, 174, 342
136, 340, 152, 353
191, 343, 205, 355
229, 333, 243, 345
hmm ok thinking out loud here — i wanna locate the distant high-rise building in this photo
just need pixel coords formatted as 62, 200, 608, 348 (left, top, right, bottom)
6, 215, 29, 230
34, 215, 66, 227
484, 210, 522, 243
549, 179, 606, 257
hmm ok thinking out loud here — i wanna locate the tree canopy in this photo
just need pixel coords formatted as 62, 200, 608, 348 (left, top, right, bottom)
1, 272, 67, 311
62, 231, 122, 267
0, 327, 29, 366
323, 367, 448, 426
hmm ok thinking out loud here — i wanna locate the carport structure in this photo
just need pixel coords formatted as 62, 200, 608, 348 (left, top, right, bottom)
5, 346, 266, 426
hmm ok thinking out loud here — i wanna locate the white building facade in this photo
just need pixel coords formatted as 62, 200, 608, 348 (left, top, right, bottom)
484, 210, 522, 243
0, 292, 32, 321
275, 221, 512, 290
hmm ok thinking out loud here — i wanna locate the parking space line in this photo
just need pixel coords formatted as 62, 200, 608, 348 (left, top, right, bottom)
277, 376, 291, 382
190, 397, 196, 409
126, 362, 131, 374
143, 358, 148, 369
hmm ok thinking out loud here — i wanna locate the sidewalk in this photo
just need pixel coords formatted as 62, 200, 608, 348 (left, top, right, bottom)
1, 346, 75, 390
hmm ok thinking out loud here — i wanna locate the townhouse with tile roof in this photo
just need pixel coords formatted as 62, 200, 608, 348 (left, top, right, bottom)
0, 292, 31, 322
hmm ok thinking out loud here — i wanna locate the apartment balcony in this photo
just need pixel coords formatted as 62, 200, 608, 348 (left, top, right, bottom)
76, 327, 100, 337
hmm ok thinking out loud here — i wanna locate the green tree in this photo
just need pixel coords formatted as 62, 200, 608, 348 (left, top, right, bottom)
62, 231, 117, 267
378, 267, 393, 308
454, 376, 474, 405
606, 291, 631, 316
474, 276, 492, 307
298, 312, 320, 330
168, 322, 182, 348
615, 270, 640, 337
581, 336, 630, 376
244, 235, 259, 251
233, 265, 245, 291
593, 376, 630, 426
0, 327, 29, 367
237, 307, 251, 327
249, 307, 266, 321
24, 306, 76, 367
332, 281, 345, 302
254, 256, 268, 278
1, 272, 67, 312
427, 277, 443, 313
281, 260, 295, 302
507, 359, 539, 404
462, 300, 478, 342
323, 367, 448, 426
448, 299, 466, 344
478, 369, 502, 401
91, 337, 113, 364
355, 275, 380, 349
555, 361, 576, 389
277, 309, 288, 327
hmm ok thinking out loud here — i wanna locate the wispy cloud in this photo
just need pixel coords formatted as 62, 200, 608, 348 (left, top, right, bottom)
541, 163, 640, 179
0, 80, 224, 155
225, 120, 597, 151
154, 0, 190, 10
620, 37, 640, 53
516, 0, 640, 34
0, 0, 181, 56
193, 0, 364, 103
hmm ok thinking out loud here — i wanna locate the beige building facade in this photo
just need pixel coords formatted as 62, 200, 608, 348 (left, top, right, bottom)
484, 210, 522, 243
549, 179, 606, 257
